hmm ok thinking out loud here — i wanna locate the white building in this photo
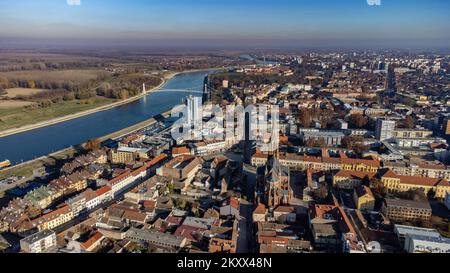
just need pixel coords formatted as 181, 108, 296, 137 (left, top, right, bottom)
191, 140, 227, 155
186, 95, 203, 127
375, 119, 396, 141
337, 119, 348, 130
20, 230, 57, 253
405, 234, 450, 253
95, 186, 112, 205
83, 189, 101, 211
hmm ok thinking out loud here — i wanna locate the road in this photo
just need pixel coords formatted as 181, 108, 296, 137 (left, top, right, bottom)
236, 163, 257, 253
236, 199, 254, 253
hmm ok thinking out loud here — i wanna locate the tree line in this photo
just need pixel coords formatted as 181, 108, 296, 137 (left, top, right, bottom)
0, 74, 162, 106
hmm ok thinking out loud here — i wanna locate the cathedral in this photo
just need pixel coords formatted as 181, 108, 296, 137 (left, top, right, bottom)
262, 155, 293, 208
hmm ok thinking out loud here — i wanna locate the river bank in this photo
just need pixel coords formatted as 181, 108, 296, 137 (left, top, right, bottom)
0, 109, 172, 181
0, 67, 227, 139
0, 74, 170, 139
0, 67, 228, 180
0, 67, 226, 165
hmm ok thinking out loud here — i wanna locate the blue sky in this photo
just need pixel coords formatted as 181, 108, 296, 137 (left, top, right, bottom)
0, 0, 449, 49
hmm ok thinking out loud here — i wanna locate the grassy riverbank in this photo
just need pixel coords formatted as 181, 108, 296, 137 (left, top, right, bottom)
0, 97, 116, 132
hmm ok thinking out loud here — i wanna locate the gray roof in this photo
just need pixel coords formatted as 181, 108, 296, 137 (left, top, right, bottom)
407, 234, 450, 251
183, 217, 215, 229
20, 230, 56, 245
267, 156, 289, 183
385, 198, 431, 210
126, 228, 185, 248
394, 225, 441, 238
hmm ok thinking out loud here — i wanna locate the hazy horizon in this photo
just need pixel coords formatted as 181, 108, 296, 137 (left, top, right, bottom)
0, 0, 449, 51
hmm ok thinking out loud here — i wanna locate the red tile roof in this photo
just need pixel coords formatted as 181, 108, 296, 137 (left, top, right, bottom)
109, 171, 131, 186
32, 205, 72, 226
274, 206, 295, 213
230, 198, 240, 210
382, 171, 450, 187
335, 170, 377, 180
174, 225, 206, 242
95, 186, 111, 196
253, 203, 267, 215
172, 147, 191, 155
81, 231, 104, 250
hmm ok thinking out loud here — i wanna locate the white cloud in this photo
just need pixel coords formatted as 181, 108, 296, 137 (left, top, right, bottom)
67, 0, 81, 6
367, 0, 381, 6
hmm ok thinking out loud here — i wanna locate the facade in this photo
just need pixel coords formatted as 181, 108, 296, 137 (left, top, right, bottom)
273, 206, 296, 223
108, 155, 167, 197
405, 234, 450, 253
380, 169, 450, 199
393, 129, 433, 139
82, 189, 101, 211
394, 224, 442, 248
253, 203, 267, 223
186, 95, 203, 126
95, 186, 112, 205
382, 199, 432, 222
31, 205, 74, 232
110, 147, 150, 164
20, 230, 57, 253
126, 228, 187, 251
65, 194, 87, 217
158, 155, 202, 185
301, 131, 345, 147
444, 118, 450, 136
264, 157, 293, 208
24, 186, 53, 210
333, 170, 377, 190
354, 185, 375, 211
252, 151, 381, 173
375, 119, 396, 141
191, 140, 228, 155
385, 162, 450, 180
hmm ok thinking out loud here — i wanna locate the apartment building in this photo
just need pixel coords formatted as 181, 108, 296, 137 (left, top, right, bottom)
31, 205, 74, 232
20, 230, 57, 253
382, 199, 432, 222
380, 169, 450, 199
333, 170, 377, 190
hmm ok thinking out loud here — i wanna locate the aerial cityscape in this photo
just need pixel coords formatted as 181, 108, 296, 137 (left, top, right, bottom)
0, 0, 449, 260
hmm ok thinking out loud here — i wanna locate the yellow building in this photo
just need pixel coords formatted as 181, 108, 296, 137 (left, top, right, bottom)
24, 187, 53, 210
32, 206, 74, 231
333, 170, 377, 189
340, 155, 381, 173
69, 178, 88, 192
354, 186, 376, 211
383, 198, 432, 222
380, 170, 450, 199
341, 163, 379, 173
110, 147, 149, 164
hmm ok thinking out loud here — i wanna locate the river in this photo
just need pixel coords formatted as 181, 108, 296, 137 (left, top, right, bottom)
0, 71, 211, 164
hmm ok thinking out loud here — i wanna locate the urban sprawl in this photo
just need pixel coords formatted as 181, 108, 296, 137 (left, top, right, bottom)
1, 51, 450, 254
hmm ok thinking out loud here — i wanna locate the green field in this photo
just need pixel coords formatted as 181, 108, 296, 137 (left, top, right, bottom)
0, 97, 116, 132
